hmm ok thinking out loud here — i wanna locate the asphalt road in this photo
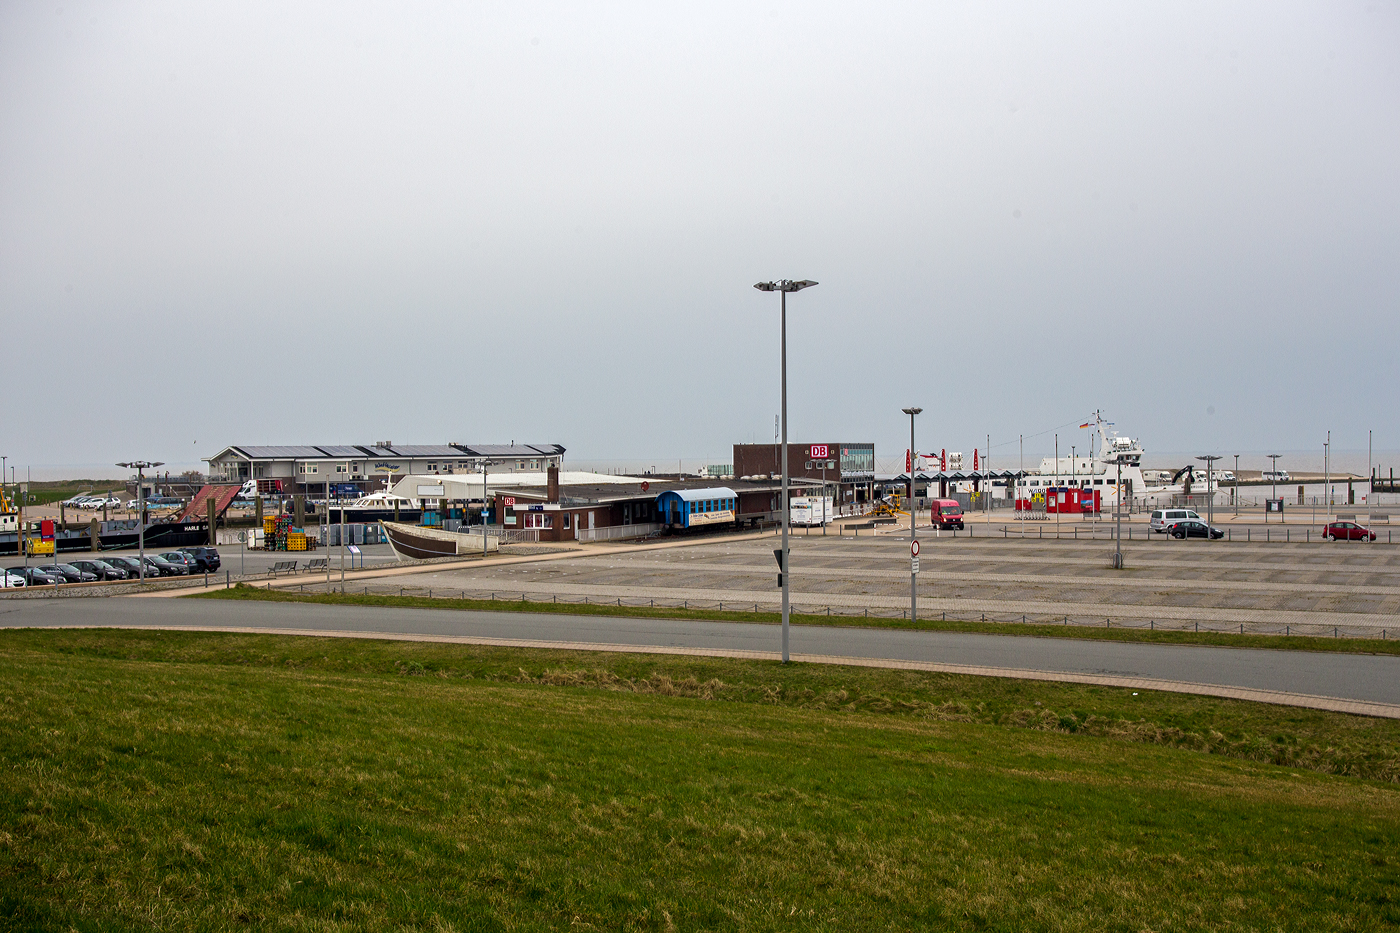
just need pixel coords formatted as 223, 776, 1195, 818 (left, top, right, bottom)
3, 597, 1398, 709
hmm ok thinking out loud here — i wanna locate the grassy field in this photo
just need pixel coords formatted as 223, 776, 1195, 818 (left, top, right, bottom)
192, 583, 1400, 655
2, 629, 1399, 932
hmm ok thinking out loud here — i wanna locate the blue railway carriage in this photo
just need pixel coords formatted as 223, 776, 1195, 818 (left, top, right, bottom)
656, 487, 739, 530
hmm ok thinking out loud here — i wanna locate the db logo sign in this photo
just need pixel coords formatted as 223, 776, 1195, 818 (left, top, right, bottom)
503, 497, 516, 507
810, 445, 829, 459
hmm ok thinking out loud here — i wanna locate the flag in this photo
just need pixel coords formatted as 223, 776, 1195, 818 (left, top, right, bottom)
1079, 422, 1091, 429
905, 449, 911, 472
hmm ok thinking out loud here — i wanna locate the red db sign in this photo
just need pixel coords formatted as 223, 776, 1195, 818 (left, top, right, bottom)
810, 445, 828, 459
503, 497, 516, 507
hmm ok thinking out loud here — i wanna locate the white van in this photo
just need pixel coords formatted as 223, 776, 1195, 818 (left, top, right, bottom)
1150, 508, 1202, 533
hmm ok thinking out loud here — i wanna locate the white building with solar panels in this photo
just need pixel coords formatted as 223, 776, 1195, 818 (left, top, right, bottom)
204, 442, 565, 494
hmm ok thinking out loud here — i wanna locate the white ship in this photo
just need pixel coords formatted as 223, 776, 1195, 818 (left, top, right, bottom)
1015, 413, 1218, 509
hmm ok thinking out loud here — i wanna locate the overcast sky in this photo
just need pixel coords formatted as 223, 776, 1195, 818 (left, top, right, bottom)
2, 1, 1396, 477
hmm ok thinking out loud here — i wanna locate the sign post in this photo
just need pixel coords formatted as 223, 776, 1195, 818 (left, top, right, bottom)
910, 538, 920, 621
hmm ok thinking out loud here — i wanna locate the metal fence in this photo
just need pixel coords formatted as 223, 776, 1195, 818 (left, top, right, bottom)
269, 580, 1400, 641
575, 522, 663, 543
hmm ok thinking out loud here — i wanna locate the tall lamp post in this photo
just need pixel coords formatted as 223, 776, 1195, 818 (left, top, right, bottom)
903, 407, 923, 623
1234, 454, 1240, 517
754, 278, 818, 664
116, 460, 164, 580
1196, 455, 1221, 533
1267, 454, 1281, 523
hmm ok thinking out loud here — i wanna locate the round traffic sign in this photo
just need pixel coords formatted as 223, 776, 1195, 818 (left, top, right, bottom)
237, 531, 246, 542
911, 539, 920, 557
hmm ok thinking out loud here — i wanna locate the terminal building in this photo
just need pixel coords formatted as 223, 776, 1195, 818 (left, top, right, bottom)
732, 442, 875, 504
204, 442, 566, 495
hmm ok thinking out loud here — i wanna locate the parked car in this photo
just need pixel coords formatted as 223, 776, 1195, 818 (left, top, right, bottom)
178, 547, 221, 572
85, 496, 122, 510
2, 570, 25, 588
144, 555, 184, 576
1261, 470, 1291, 482
62, 495, 96, 508
126, 499, 143, 509
1150, 509, 1202, 533
8, 567, 60, 585
69, 559, 128, 581
1167, 521, 1225, 540
1323, 521, 1376, 542
160, 552, 199, 573
38, 563, 99, 583
106, 556, 147, 578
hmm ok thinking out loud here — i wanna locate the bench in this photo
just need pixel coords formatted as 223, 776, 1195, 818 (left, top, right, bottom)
1336, 514, 1356, 521
304, 558, 329, 573
1373, 514, 1390, 523
268, 560, 298, 577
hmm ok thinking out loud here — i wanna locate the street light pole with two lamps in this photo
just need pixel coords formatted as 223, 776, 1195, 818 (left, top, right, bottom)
116, 460, 164, 580
754, 279, 818, 664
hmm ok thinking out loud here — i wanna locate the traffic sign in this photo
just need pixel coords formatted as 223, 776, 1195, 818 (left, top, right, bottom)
911, 556, 920, 574
911, 539, 920, 558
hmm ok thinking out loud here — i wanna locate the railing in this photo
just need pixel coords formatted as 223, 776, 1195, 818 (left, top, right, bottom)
576, 522, 663, 543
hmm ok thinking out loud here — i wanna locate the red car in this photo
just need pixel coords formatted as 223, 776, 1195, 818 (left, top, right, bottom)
1323, 521, 1376, 541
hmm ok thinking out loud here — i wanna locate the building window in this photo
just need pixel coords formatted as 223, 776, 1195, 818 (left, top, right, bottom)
523, 513, 553, 529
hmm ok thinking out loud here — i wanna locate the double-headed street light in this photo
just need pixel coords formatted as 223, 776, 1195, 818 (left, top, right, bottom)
1267, 453, 1282, 522
755, 278, 818, 664
1196, 455, 1221, 532
116, 460, 164, 580
902, 407, 922, 622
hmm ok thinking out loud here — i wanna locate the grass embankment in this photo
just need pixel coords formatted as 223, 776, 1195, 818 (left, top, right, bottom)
3, 629, 1400, 931
192, 583, 1400, 655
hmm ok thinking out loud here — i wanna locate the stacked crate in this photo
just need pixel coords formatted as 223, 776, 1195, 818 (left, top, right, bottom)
287, 531, 308, 552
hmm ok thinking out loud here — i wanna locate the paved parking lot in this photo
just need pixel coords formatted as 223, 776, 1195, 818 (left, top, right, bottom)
380, 530, 1400, 634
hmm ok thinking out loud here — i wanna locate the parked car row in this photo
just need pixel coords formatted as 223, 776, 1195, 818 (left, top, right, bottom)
3, 548, 221, 586
61, 495, 124, 510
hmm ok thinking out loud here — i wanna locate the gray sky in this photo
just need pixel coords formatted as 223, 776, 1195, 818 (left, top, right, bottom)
2, 1, 1397, 478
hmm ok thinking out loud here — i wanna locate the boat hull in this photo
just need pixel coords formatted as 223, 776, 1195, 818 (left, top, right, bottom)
382, 521, 496, 561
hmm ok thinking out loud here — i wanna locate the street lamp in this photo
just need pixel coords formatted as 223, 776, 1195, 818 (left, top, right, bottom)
1267, 454, 1281, 523
902, 407, 922, 623
1196, 455, 1221, 533
116, 461, 164, 580
754, 278, 818, 664
1234, 454, 1240, 517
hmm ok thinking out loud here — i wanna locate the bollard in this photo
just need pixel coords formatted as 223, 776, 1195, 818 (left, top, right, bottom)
1240, 623, 1244, 634
226, 570, 230, 589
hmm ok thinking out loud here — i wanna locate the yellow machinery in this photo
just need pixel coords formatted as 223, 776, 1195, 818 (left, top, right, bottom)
871, 494, 908, 519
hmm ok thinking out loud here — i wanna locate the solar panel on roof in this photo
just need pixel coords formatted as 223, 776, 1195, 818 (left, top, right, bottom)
387, 445, 463, 457
236, 446, 326, 458
314, 445, 368, 457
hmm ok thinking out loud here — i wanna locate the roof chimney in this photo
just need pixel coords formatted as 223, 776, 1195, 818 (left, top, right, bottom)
547, 465, 560, 503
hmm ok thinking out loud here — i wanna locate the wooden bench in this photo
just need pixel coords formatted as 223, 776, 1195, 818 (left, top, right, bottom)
268, 560, 298, 577
304, 558, 329, 573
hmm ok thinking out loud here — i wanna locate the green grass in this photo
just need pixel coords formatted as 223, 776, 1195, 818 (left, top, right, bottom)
191, 582, 1400, 656
2, 630, 1400, 931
